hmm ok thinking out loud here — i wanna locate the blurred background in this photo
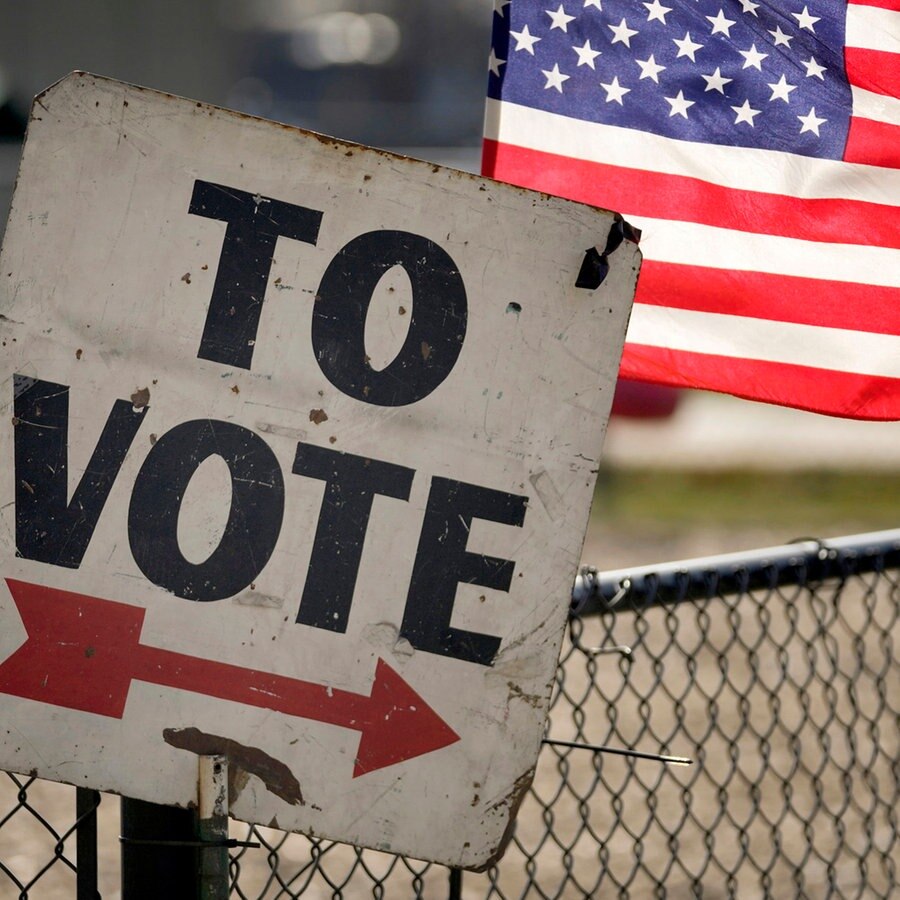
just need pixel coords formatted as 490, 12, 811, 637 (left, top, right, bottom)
0, 0, 491, 179
0, 0, 897, 571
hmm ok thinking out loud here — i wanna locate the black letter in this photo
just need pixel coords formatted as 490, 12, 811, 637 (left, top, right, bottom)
14, 375, 146, 568
292, 443, 414, 631
128, 420, 284, 601
189, 180, 323, 369
401, 477, 527, 666
312, 230, 467, 406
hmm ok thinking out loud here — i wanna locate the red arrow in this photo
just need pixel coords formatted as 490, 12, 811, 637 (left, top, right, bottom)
0, 579, 459, 777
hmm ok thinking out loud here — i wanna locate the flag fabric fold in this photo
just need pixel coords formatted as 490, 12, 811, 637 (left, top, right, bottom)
483, 0, 900, 420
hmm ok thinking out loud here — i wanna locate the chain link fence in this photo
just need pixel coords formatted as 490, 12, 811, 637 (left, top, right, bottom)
1, 529, 897, 898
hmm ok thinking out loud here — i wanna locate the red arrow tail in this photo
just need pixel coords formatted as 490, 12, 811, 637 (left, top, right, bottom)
0, 579, 145, 717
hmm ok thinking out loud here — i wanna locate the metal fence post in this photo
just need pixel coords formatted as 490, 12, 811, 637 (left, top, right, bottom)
75, 787, 100, 900
198, 754, 229, 900
448, 867, 463, 900
120, 797, 196, 900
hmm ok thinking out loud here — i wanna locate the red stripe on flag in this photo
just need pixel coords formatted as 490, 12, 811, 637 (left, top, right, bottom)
482, 139, 900, 248
636, 261, 899, 336
847, 0, 899, 10
619, 343, 900, 420
845, 47, 900, 98
844, 117, 900, 168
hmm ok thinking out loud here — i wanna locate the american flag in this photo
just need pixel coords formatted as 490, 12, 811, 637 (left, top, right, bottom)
483, 0, 900, 420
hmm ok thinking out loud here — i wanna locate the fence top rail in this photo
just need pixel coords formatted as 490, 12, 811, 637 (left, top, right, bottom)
572, 527, 900, 615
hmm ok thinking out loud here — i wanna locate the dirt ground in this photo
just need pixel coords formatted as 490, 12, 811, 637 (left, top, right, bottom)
1, 510, 896, 898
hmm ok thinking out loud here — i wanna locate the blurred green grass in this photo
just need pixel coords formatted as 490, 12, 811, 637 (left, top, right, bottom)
592, 468, 900, 533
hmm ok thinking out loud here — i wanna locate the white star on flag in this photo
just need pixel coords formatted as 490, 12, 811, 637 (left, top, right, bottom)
673, 32, 703, 61
572, 39, 602, 68
608, 19, 639, 47
802, 56, 827, 79
768, 26, 793, 48
600, 76, 630, 104
732, 98, 761, 125
583, 0, 602, 9
739, 44, 768, 70
798, 106, 827, 135
701, 67, 732, 93
738, 0, 759, 14
488, 48, 506, 77
510, 24, 542, 54
665, 90, 695, 118
643, 0, 672, 25
706, 10, 736, 36
546, 4, 577, 31
636, 54, 666, 82
493, 0, 511, 15
792, 6, 820, 32
768, 75, 797, 103
542, 63, 571, 92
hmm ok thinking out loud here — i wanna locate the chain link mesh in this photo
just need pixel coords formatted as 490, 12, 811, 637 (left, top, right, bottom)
1, 531, 897, 898
0, 775, 100, 898
484, 561, 897, 899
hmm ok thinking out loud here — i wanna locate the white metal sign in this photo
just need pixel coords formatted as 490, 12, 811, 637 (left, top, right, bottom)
0, 73, 639, 868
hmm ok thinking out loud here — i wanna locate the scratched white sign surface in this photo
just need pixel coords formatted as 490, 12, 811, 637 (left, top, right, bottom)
0, 73, 639, 868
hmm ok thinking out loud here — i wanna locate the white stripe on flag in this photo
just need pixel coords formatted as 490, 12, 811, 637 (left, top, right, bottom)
623, 215, 897, 286
846, 5, 900, 54
483, 100, 900, 204
626, 305, 900, 379
851, 85, 900, 126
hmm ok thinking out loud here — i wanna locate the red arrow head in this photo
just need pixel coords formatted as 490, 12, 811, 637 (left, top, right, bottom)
353, 658, 460, 778
1, 579, 145, 718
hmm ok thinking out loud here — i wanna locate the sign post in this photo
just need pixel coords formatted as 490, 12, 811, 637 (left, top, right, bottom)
198, 755, 229, 900
0, 72, 640, 869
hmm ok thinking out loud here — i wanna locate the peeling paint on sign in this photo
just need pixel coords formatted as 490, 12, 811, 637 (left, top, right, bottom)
163, 727, 304, 806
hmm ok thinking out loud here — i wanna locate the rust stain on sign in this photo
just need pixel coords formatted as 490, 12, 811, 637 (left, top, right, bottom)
308, 408, 328, 425
506, 681, 543, 709
163, 727, 304, 806
480, 767, 536, 871
130, 386, 150, 409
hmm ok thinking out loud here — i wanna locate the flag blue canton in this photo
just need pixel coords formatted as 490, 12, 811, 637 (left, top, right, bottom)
489, 0, 852, 160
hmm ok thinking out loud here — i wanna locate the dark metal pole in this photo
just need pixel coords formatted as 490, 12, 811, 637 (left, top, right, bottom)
448, 867, 463, 900
121, 797, 197, 900
572, 528, 900, 615
76, 787, 100, 900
